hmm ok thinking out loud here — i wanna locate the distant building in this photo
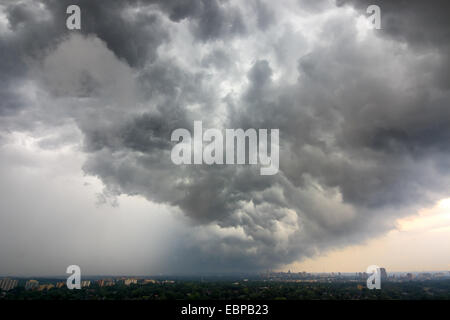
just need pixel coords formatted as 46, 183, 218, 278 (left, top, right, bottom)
25, 280, 39, 290
380, 268, 388, 280
356, 272, 367, 280
418, 273, 432, 280
163, 280, 175, 284
141, 279, 157, 284
97, 279, 115, 287
81, 280, 91, 288
123, 279, 138, 286
37, 284, 54, 291
0, 278, 18, 291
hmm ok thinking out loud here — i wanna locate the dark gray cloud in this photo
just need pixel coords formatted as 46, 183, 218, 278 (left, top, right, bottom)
337, 0, 450, 48
44, 0, 170, 68
1, 0, 450, 274
154, 0, 247, 40
298, 0, 332, 13
336, 0, 450, 90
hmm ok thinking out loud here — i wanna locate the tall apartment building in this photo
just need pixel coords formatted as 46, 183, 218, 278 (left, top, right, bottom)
0, 278, 19, 291
380, 268, 388, 280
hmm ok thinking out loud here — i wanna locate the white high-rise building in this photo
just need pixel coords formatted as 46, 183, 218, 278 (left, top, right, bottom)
0, 278, 19, 291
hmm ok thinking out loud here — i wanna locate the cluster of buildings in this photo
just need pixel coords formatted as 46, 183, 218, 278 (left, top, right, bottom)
356, 268, 388, 281
0, 278, 95, 292
25, 279, 91, 291
0, 277, 152, 292
97, 278, 141, 287
24, 280, 66, 291
258, 269, 450, 283
96, 278, 165, 286
354, 269, 450, 282
393, 272, 450, 281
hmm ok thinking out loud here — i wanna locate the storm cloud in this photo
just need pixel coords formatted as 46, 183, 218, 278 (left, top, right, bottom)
1, 0, 449, 273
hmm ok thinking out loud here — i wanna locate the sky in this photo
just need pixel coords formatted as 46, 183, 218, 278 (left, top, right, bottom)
0, 0, 450, 276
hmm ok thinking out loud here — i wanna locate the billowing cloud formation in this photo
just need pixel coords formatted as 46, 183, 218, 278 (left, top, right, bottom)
1, 0, 449, 273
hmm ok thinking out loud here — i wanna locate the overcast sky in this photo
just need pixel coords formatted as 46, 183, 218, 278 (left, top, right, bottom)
1, 0, 450, 276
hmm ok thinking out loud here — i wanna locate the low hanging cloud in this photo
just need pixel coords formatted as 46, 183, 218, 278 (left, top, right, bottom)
1, 0, 450, 273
